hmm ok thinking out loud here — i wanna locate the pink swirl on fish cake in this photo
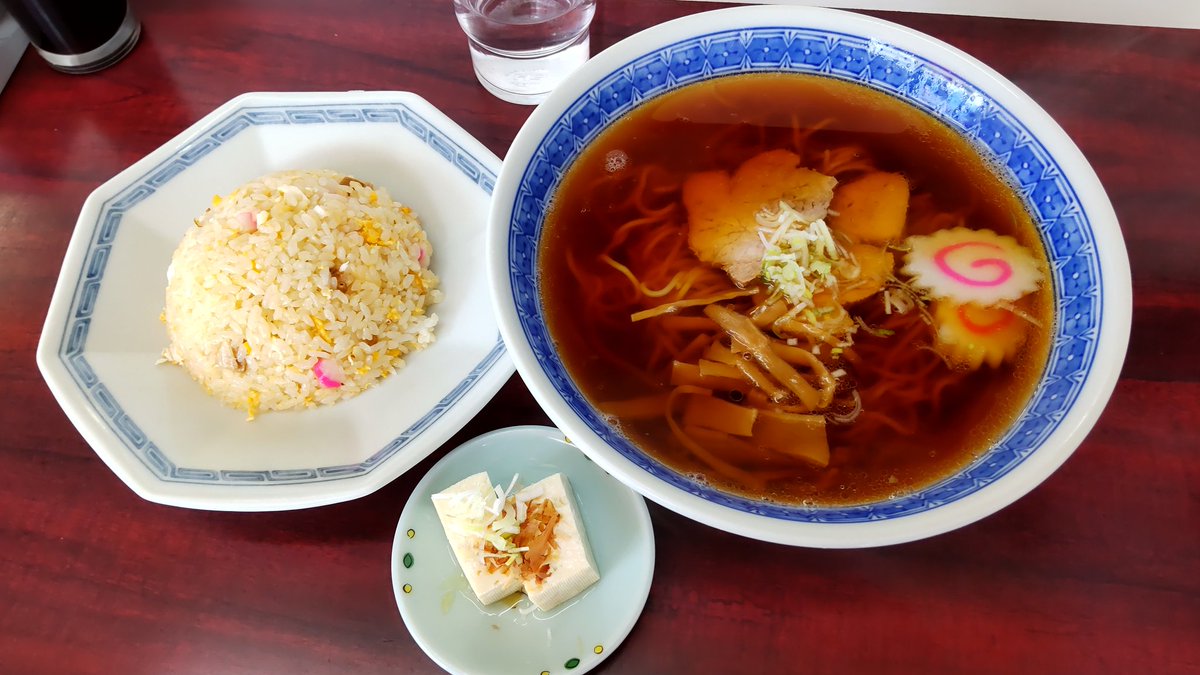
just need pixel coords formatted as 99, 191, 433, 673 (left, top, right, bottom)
933, 241, 1013, 288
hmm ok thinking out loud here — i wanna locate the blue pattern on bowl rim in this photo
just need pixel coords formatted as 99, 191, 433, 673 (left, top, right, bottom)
506, 27, 1102, 522
54, 100, 506, 486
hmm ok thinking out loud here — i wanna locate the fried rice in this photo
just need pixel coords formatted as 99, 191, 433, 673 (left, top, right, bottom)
160, 169, 441, 419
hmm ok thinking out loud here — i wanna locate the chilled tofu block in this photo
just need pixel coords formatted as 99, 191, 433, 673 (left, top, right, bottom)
431, 472, 523, 605
515, 473, 600, 611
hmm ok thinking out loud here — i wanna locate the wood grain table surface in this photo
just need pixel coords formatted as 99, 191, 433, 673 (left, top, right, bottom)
1, 1, 1197, 673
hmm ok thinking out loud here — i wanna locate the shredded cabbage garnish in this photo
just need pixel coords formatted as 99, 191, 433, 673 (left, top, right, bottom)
757, 200, 844, 308
432, 473, 526, 569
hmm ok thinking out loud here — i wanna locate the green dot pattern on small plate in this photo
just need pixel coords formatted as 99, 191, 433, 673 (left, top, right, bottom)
537, 643, 601, 671
407, 528, 415, 538
403, 552, 414, 569
403, 583, 412, 593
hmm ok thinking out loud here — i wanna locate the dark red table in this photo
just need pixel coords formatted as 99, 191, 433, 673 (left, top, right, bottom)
1, 1, 1197, 672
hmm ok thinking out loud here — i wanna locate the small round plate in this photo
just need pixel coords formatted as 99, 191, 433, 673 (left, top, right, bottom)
391, 426, 654, 675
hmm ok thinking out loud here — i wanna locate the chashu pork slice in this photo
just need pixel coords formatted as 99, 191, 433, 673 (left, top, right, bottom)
515, 473, 600, 611
431, 472, 523, 605
683, 149, 838, 285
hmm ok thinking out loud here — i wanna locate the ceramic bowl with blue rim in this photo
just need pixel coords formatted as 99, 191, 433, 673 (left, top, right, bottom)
487, 7, 1131, 547
37, 91, 512, 511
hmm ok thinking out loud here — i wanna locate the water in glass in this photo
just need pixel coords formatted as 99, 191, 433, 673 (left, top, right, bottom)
453, 0, 596, 105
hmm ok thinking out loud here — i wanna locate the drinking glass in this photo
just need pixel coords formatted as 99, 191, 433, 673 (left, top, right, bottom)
453, 0, 597, 105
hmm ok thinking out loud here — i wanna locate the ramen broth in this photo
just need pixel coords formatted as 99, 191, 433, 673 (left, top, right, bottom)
540, 73, 1053, 506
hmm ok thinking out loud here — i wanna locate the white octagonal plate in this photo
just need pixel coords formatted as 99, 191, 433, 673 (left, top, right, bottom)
37, 91, 513, 511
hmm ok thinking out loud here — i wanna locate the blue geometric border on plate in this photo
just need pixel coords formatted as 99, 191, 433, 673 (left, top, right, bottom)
57, 101, 506, 485
508, 27, 1103, 522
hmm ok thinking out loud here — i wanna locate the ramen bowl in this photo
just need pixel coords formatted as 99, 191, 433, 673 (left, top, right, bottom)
487, 6, 1130, 547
